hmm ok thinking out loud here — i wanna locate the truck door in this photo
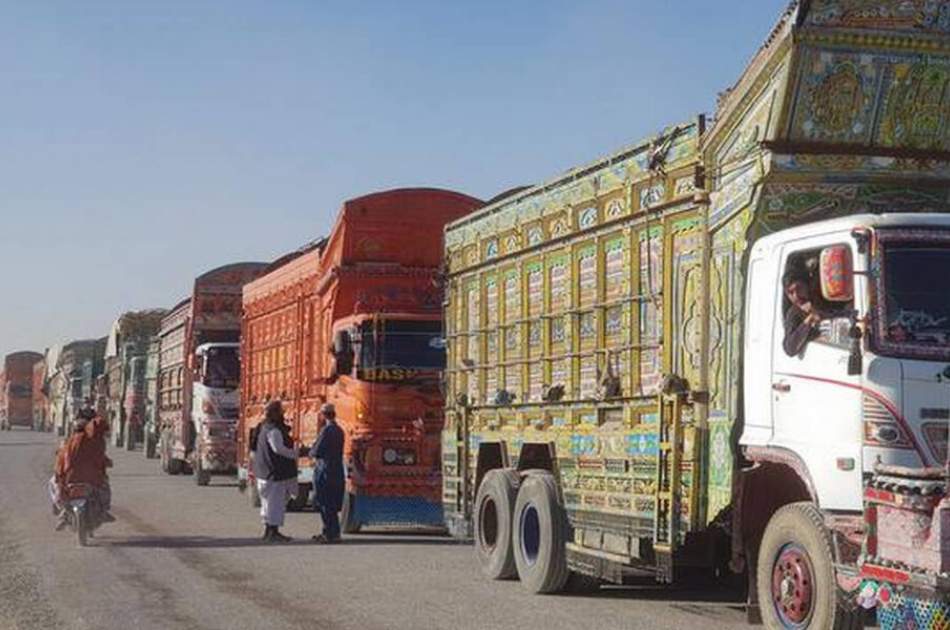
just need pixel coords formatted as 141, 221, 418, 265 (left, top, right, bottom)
770, 237, 863, 511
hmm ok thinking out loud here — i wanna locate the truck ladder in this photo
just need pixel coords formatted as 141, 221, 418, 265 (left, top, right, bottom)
653, 390, 687, 582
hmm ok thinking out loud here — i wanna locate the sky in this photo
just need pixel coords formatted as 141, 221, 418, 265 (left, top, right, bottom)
0, 0, 787, 360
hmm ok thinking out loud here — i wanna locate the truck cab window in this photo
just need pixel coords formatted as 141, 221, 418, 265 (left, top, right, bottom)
782, 247, 853, 356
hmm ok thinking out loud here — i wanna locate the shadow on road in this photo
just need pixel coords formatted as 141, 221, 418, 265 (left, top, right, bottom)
104, 534, 460, 549
104, 536, 313, 548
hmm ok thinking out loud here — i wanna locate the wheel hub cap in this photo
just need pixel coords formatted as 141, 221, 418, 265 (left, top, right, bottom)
771, 544, 814, 626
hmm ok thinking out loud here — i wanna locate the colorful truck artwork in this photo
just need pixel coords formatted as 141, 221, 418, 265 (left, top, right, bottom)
0, 352, 44, 431
32, 356, 48, 431
103, 309, 166, 451
47, 338, 107, 436
142, 336, 161, 458
158, 263, 268, 485
238, 188, 482, 529
442, 2, 950, 628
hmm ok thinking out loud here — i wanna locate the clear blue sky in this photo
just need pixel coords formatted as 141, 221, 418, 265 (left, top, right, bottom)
0, 0, 786, 360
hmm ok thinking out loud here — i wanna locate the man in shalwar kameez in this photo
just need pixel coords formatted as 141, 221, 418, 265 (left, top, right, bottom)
307, 402, 345, 544
253, 400, 297, 543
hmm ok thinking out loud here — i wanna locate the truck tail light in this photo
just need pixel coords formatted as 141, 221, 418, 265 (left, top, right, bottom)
862, 393, 912, 448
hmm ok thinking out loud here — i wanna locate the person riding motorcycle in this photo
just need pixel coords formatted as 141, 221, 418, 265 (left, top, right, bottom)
51, 400, 115, 530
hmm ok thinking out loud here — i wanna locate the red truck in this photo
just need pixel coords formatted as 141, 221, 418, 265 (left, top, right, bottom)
1, 352, 44, 430
158, 262, 267, 484
238, 188, 482, 529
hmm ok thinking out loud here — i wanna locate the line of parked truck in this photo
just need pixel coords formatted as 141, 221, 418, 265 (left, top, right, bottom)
4, 3, 949, 627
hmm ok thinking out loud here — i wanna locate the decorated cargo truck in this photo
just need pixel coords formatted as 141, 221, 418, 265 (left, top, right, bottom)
239, 188, 482, 528
104, 309, 166, 451
442, 2, 950, 628
0, 351, 43, 430
158, 262, 267, 484
142, 336, 161, 458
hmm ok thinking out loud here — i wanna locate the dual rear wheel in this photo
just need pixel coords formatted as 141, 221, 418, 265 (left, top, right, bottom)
474, 468, 595, 594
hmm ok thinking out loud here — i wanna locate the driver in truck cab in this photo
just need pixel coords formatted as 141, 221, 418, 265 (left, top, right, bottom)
782, 268, 824, 357
50, 401, 115, 530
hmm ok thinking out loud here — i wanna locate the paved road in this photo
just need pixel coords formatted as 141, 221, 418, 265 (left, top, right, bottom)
0, 429, 747, 630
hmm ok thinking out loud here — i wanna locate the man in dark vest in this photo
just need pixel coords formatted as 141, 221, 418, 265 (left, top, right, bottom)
254, 400, 298, 543
308, 402, 345, 544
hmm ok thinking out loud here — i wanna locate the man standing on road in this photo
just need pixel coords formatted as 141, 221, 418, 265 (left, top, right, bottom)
254, 400, 298, 543
306, 402, 345, 544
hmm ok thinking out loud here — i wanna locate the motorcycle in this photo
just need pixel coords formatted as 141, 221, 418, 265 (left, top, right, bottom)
62, 483, 104, 546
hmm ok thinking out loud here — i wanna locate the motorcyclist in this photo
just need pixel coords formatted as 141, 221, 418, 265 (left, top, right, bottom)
51, 400, 116, 530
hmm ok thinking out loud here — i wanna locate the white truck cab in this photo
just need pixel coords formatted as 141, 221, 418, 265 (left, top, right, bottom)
742, 214, 950, 512
191, 342, 241, 485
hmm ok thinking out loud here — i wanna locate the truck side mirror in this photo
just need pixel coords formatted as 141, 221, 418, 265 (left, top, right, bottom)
820, 245, 854, 302
332, 330, 354, 375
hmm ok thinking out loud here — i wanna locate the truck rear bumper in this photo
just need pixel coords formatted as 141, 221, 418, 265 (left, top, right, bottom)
351, 495, 445, 529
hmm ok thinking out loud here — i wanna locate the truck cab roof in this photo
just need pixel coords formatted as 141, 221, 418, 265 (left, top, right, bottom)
752, 213, 950, 257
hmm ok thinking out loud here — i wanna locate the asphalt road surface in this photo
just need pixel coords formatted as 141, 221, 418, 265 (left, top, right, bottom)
0, 429, 747, 630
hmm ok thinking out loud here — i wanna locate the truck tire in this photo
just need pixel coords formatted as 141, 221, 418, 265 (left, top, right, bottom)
195, 460, 211, 486
341, 492, 361, 534
757, 502, 864, 630
474, 468, 520, 580
168, 458, 184, 475
144, 431, 157, 459
512, 470, 570, 594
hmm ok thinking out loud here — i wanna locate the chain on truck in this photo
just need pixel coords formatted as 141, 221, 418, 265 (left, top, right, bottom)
441, 2, 950, 628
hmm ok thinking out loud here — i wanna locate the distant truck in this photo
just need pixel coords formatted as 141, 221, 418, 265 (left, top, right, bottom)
158, 263, 267, 485
239, 188, 482, 527
1, 352, 44, 430
104, 310, 166, 451
32, 357, 48, 431
48, 338, 106, 435
441, 4, 950, 629
142, 337, 161, 458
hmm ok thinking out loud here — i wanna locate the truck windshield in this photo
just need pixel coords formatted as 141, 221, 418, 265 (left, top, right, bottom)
202, 347, 239, 389
358, 320, 445, 381
878, 240, 950, 359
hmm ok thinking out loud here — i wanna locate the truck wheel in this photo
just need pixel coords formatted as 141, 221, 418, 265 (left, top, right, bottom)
757, 502, 864, 630
341, 492, 361, 534
474, 468, 520, 580
144, 432, 157, 459
249, 481, 261, 509
195, 461, 211, 486
512, 471, 570, 594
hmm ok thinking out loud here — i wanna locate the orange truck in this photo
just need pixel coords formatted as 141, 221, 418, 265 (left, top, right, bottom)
1, 351, 44, 430
239, 188, 482, 529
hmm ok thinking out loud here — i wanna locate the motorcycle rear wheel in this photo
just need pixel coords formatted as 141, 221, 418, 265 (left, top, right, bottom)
75, 510, 88, 547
